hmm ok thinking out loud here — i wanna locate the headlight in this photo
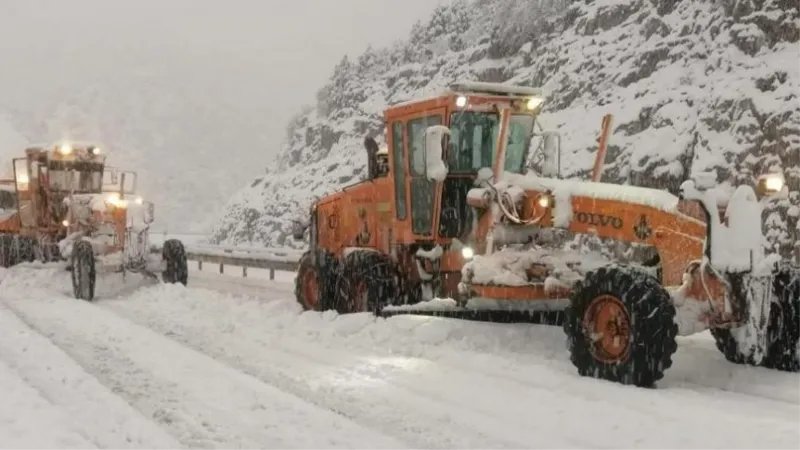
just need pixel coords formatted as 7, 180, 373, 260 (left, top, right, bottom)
62, 219, 69, 227
537, 194, 551, 208
57, 143, 73, 155
105, 193, 128, 208
526, 97, 543, 110
764, 174, 784, 192
134, 196, 143, 205
91, 146, 101, 155
456, 95, 468, 108
461, 246, 474, 260
756, 172, 786, 196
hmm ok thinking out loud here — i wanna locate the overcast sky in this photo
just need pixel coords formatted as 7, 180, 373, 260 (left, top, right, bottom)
0, 0, 451, 114
0, 0, 454, 230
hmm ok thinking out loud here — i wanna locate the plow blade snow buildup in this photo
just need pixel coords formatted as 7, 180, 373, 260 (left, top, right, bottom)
0, 142, 188, 300
292, 81, 798, 387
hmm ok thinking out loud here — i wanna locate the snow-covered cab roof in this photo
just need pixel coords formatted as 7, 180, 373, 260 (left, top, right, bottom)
449, 81, 545, 98
376, 146, 389, 156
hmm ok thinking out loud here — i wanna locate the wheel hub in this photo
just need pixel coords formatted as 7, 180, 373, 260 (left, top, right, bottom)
302, 271, 319, 309
583, 294, 632, 364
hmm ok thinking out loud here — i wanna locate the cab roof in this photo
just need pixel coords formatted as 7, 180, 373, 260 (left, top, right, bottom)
385, 80, 546, 121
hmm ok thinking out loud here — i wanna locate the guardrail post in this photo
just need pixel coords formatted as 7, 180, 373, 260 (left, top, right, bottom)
270, 268, 275, 280
198, 261, 203, 271
219, 263, 224, 274
243, 266, 248, 277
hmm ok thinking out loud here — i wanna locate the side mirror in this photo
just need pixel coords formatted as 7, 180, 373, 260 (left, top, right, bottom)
540, 131, 561, 177
291, 219, 307, 241
424, 125, 451, 182
755, 172, 786, 198
363, 136, 380, 180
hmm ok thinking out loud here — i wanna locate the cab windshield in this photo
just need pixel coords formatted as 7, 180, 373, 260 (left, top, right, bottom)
45, 162, 103, 193
447, 111, 535, 175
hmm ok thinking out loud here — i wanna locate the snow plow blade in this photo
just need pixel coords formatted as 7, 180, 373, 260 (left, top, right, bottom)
378, 307, 564, 325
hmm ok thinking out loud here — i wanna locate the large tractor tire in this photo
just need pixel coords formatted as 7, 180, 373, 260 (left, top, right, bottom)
294, 250, 340, 312
295, 252, 322, 311
162, 239, 188, 285
15, 236, 35, 263
0, 234, 15, 267
0, 234, 36, 267
71, 240, 96, 301
334, 250, 397, 314
710, 262, 800, 372
35, 236, 62, 263
564, 265, 678, 387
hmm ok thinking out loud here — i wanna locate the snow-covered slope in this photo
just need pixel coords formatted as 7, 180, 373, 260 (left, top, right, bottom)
212, 0, 799, 258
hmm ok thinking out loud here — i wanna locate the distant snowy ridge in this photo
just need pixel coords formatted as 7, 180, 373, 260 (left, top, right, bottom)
212, 0, 799, 260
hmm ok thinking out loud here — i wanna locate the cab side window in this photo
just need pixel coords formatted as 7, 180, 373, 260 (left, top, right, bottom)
391, 121, 407, 220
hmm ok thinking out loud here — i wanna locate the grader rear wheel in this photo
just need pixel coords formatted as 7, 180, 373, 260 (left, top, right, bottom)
564, 265, 678, 387
0, 234, 14, 267
334, 251, 397, 314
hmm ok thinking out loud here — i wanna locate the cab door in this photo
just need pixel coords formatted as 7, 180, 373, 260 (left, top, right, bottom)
404, 108, 446, 238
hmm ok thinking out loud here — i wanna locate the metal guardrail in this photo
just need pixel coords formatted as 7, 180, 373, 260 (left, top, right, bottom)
148, 233, 303, 279
181, 243, 304, 280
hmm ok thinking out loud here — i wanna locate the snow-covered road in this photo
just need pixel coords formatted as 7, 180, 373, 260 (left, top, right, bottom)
0, 264, 798, 449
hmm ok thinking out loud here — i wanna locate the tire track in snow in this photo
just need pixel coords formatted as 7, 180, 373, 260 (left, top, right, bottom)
0, 291, 405, 449
103, 283, 800, 449
0, 303, 180, 449
105, 298, 561, 449
217, 275, 799, 407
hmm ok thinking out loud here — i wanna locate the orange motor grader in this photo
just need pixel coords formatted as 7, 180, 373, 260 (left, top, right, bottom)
0, 142, 188, 300
291, 81, 696, 313
292, 81, 798, 387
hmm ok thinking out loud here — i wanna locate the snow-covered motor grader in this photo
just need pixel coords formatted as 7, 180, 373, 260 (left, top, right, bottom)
0, 142, 188, 300
461, 166, 798, 386
292, 81, 798, 387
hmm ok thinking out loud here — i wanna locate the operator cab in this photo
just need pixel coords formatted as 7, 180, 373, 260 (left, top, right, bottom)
369, 81, 555, 243
41, 143, 104, 194
14, 142, 105, 195
12, 142, 106, 230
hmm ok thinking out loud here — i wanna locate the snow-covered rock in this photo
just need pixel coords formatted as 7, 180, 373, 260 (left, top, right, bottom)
212, 0, 799, 260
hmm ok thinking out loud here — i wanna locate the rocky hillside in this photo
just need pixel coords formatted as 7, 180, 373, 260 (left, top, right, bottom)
212, 0, 799, 260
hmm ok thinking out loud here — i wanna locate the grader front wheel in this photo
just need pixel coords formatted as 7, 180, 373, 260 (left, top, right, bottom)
162, 239, 188, 285
564, 265, 678, 387
334, 251, 397, 314
71, 240, 96, 301
710, 263, 800, 372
